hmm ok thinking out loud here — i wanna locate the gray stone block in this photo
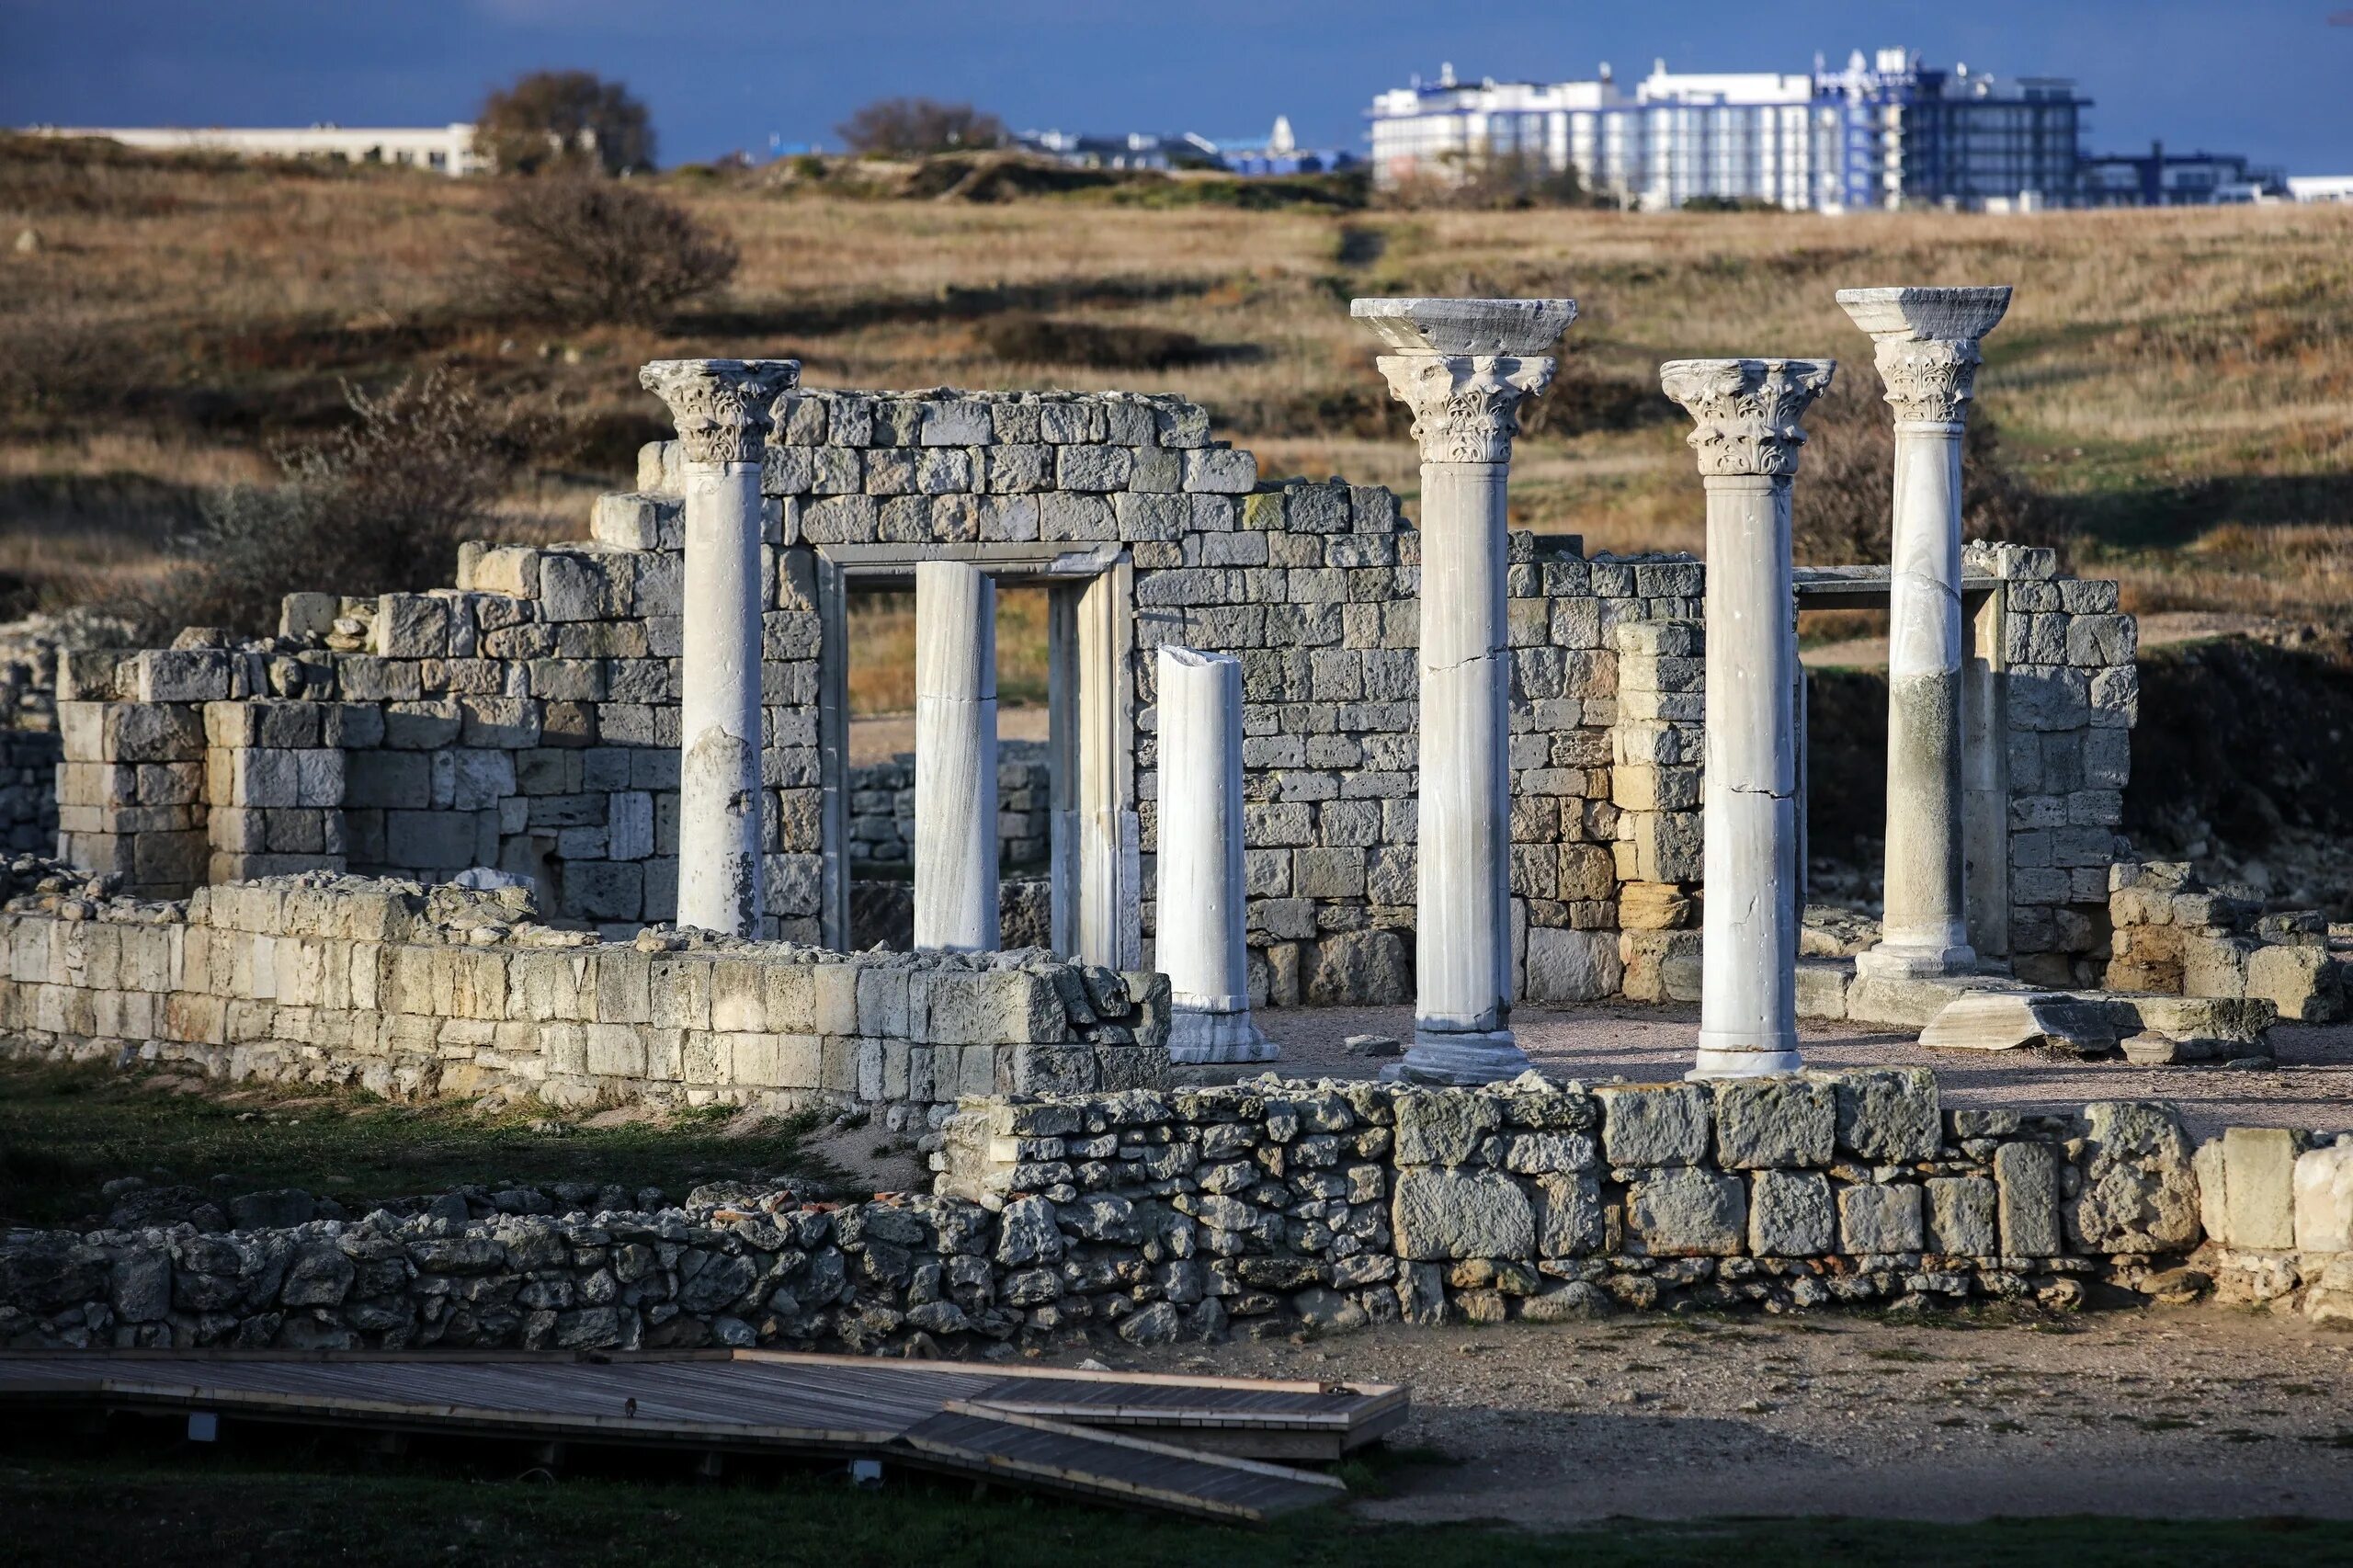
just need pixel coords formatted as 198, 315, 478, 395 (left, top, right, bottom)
1748, 1168, 1833, 1256
1836, 1182, 1924, 1253
1926, 1176, 1998, 1257
1624, 1166, 1745, 1256
1830, 1067, 1941, 1162
1712, 1076, 1835, 1168
1993, 1140, 2064, 1257
1597, 1083, 1710, 1167
1391, 1167, 1536, 1261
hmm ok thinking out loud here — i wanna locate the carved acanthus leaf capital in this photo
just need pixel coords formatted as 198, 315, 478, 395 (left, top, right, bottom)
640, 358, 801, 465
1871, 336, 1984, 426
1659, 358, 1836, 479
1373, 355, 1556, 464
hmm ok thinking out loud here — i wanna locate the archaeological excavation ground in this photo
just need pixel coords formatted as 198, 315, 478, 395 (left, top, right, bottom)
4, 244, 2352, 1544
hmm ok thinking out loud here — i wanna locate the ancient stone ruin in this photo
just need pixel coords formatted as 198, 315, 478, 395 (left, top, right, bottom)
6, 287, 2350, 1349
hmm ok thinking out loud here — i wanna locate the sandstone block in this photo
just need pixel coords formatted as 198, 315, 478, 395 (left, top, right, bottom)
2295, 1141, 2353, 1256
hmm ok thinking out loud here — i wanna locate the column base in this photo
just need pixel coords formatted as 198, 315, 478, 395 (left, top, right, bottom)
1688, 1040, 1805, 1080
1854, 939, 1979, 981
1380, 1028, 1530, 1085
1165, 1008, 1279, 1065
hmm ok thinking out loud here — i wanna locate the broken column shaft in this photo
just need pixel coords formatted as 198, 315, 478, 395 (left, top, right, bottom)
641, 358, 798, 937
1837, 286, 2014, 981
1355, 296, 1574, 1084
1661, 357, 1836, 1078
914, 559, 999, 953
1156, 645, 1276, 1063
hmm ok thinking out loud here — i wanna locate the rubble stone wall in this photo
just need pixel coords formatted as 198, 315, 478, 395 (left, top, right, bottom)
2108, 859, 2350, 1022
848, 741, 1051, 873
0, 874, 1172, 1120
9, 1069, 2344, 1354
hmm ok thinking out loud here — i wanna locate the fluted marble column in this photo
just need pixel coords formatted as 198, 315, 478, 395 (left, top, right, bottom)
914, 560, 998, 953
1837, 286, 2013, 981
1354, 296, 1575, 1085
641, 358, 799, 937
1156, 646, 1276, 1063
1661, 358, 1836, 1078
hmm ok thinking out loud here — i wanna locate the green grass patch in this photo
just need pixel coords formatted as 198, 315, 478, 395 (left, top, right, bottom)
0, 1059, 836, 1226
2, 1445, 2350, 1568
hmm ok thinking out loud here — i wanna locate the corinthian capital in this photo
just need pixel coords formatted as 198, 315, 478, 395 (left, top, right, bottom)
640, 358, 801, 465
1374, 354, 1557, 463
1660, 358, 1836, 479
1836, 285, 2012, 426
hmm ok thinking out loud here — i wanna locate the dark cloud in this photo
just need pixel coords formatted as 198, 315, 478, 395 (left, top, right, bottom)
4, 0, 2347, 171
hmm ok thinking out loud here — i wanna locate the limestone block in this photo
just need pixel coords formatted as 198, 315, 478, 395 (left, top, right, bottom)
1624, 1167, 1745, 1257
1391, 1167, 1537, 1261
1837, 1182, 1924, 1254
2213, 1126, 2300, 1251
2295, 1141, 2353, 1255
1182, 448, 1256, 494
2068, 1101, 2200, 1255
1748, 1168, 1834, 1256
1531, 1172, 1604, 1256
135, 649, 231, 703
1522, 927, 1623, 1003
1829, 1067, 1940, 1162
1993, 1141, 2064, 1257
2245, 943, 2345, 1024
1926, 1176, 1998, 1256
1597, 1082, 1710, 1166
1794, 960, 1850, 1020
1917, 991, 2116, 1053
1711, 1076, 1834, 1169
1392, 1090, 1503, 1165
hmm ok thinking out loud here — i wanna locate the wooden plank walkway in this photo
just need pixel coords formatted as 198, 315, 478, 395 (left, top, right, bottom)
0, 1350, 1405, 1521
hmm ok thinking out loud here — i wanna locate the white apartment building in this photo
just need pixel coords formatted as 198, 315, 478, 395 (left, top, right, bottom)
28, 123, 484, 176
1369, 49, 2086, 212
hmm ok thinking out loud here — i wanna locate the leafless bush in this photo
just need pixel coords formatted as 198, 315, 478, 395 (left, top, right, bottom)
483, 177, 737, 326
1792, 369, 2066, 565
835, 97, 1006, 155
474, 70, 654, 176
153, 369, 538, 636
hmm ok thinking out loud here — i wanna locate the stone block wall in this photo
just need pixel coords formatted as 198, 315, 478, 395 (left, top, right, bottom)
16, 1067, 2320, 1356
44, 382, 2142, 1005
2108, 859, 2349, 1022
849, 741, 1051, 873
0, 873, 1170, 1120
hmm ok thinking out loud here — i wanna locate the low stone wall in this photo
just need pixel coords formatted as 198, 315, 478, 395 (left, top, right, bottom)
0, 872, 1171, 1120
8, 1071, 2346, 1354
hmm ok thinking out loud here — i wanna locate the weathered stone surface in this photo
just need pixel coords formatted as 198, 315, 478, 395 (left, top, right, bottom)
1530, 1173, 1604, 1256
1711, 1077, 1834, 1169
1518, 1280, 1609, 1321
1830, 1068, 1940, 1163
1748, 1168, 1834, 1256
1392, 1090, 1504, 1165
1994, 1140, 2065, 1257
2214, 1126, 2301, 1252
1925, 1176, 1997, 1257
1391, 1168, 1536, 1262
2296, 1141, 2353, 1256
1836, 1183, 1925, 1254
2067, 1101, 2200, 1255
1917, 991, 2114, 1053
1597, 1083, 1710, 1167
1624, 1167, 1745, 1257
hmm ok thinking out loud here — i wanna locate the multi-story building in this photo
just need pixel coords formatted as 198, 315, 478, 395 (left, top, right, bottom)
1367, 48, 2088, 211
2078, 142, 2288, 206
27, 123, 484, 176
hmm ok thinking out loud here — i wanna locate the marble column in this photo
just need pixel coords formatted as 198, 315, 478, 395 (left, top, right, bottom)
914, 559, 999, 953
1156, 646, 1276, 1063
640, 358, 798, 937
1660, 358, 1836, 1078
1354, 296, 1575, 1085
1837, 286, 2013, 981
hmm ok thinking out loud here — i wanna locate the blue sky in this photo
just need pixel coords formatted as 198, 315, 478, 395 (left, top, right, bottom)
6, 0, 2350, 172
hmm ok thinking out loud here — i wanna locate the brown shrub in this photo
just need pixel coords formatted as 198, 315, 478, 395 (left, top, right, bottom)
1791, 369, 2066, 565
152, 369, 543, 636
483, 178, 736, 327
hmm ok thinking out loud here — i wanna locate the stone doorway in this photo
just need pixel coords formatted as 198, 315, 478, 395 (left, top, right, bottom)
813, 543, 1138, 967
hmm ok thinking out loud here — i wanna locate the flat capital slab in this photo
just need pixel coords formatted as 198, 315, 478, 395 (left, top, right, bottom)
1350, 296, 1576, 357
1834, 286, 2012, 345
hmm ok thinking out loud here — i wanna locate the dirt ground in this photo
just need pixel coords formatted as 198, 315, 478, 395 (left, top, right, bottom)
1245, 1001, 2353, 1141
1072, 1307, 2353, 1523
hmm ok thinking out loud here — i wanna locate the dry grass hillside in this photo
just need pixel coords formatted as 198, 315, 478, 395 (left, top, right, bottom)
5, 137, 2351, 631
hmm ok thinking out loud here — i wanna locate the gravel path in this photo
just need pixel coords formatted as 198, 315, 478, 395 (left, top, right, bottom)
1089, 1308, 2353, 1523
1241, 1001, 2353, 1141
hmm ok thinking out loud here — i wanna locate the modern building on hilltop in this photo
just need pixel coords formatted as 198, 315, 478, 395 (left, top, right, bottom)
1368, 48, 2092, 211
1014, 117, 1355, 176
26, 122, 484, 176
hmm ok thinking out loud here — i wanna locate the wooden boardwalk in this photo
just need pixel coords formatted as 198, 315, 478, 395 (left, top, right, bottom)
0, 1349, 1407, 1521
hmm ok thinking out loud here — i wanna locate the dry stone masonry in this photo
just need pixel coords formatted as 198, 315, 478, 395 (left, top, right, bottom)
9, 1067, 2346, 1352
